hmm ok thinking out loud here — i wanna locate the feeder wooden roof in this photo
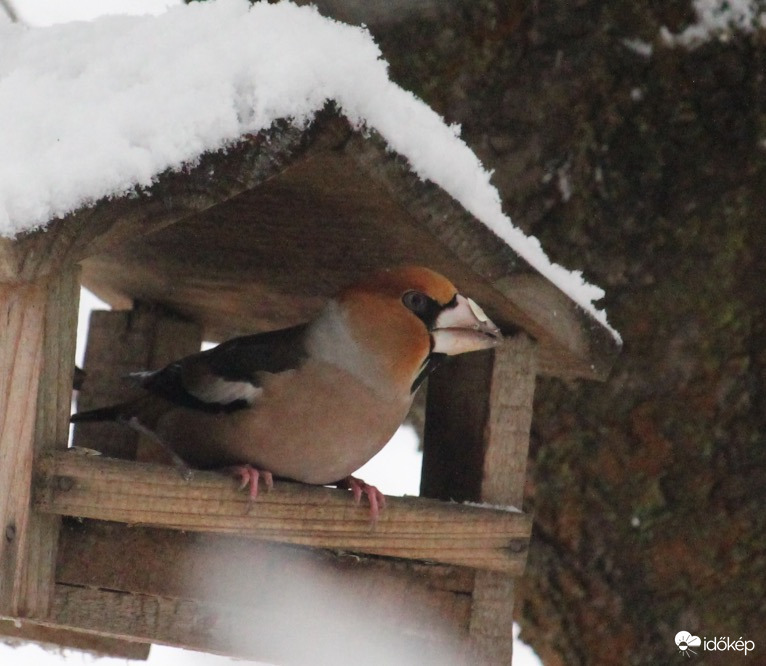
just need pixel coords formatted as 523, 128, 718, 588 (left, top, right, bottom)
1, 109, 619, 381
0, 106, 622, 666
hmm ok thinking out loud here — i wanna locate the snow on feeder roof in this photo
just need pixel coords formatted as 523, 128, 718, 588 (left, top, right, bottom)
0, 0, 620, 378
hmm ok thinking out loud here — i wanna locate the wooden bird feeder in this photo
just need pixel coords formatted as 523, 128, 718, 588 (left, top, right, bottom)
0, 108, 619, 664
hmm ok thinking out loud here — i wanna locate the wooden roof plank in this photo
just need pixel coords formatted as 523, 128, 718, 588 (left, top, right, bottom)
340, 124, 619, 378
4, 109, 618, 379
2, 119, 318, 283
74, 112, 617, 379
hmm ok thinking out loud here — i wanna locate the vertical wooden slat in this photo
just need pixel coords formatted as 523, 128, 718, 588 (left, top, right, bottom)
422, 334, 537, 665
136, 310, 203, 464
422, 335, 537, 505
0, 266, 80, 617
72, 302, 201, 461
478, 335, 537, 509
468, 572, 516, 663
470, 336, 537, 664
0, 281, 43, 616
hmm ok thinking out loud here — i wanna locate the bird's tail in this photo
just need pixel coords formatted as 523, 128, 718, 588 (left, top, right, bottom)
70, 404, 122, 423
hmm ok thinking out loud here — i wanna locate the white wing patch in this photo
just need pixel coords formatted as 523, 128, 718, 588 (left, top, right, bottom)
187, 377, 263, 406
128, 370, 157, 384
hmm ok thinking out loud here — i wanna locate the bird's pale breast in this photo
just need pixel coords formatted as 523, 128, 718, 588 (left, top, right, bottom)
155, 359, 413, 484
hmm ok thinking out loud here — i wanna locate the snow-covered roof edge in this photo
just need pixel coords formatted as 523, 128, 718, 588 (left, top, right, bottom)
0, 0, 620, 343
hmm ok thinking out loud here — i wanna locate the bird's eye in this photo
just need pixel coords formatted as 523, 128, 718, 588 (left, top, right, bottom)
402, 290, 429, 314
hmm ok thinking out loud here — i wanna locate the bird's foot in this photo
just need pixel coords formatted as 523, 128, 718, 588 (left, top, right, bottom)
230, 464, 274, 502
339, 475, 386, 523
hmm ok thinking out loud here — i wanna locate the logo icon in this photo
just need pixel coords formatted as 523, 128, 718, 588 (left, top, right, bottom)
675, 631, 701, 657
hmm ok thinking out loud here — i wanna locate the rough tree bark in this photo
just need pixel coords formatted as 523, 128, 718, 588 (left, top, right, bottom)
347, 1, 765, 664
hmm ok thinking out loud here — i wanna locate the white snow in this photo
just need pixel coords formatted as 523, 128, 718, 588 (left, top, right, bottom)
355, 424, 423, 496
662, 0, 766, 47
13, 0, 180, 27
513, 623, 544, 666
621, 37, 654, 58
0, 0, 618, 340
463, 501, 521, 513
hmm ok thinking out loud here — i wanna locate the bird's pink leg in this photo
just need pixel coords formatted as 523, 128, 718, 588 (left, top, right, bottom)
231, 464, 274, 501
340, 475, 387, 523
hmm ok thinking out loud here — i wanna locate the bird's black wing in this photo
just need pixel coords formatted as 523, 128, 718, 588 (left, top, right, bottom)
137, 324, 309, 413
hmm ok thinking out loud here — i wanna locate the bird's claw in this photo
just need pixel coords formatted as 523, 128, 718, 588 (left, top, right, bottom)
231, 464, 273, 502
341, 475, 386, 523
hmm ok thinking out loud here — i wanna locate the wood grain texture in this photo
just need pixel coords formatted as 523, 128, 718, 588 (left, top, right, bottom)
48, 519, 480, 663
480, 335, 538, 508
56, 519, 474, 638
470, 337, 537, 664
422, 335, 538, 665
3, 110, 618, 378
342, 121, 617, 379
0, 240, 19, 282
0, 618, 150, 660
1, 121, 314, 283
0, 268, 80, 618
0, 281, 45, 617
72, 303, 201, 462
422, 335, 537, 505
72, 112, 619, 381
45, 583, 476, 666
468, 571, 516, 665
35, 452, 530, 574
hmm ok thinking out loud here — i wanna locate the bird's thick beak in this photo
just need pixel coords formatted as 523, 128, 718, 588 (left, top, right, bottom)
431, 294, 502, 355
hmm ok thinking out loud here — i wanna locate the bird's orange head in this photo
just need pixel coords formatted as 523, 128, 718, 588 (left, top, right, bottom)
333, 266, 501, 393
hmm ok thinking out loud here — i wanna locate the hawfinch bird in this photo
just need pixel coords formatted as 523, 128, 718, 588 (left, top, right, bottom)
71, 266, 501, 519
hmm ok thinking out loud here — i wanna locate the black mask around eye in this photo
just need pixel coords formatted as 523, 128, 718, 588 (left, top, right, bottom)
401, 290, 454, 330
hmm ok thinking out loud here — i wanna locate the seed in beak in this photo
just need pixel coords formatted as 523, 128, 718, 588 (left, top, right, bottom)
467, 297, 490, 324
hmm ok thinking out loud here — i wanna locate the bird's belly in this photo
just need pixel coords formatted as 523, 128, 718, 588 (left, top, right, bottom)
156, 361, 413, 484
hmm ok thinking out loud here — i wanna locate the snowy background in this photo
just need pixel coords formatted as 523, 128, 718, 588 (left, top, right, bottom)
0, 1, 544, 663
